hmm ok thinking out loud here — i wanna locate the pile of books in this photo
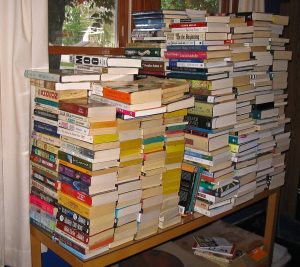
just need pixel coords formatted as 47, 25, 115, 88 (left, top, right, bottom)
165, 13, 239, 217
126, 9, 188, 77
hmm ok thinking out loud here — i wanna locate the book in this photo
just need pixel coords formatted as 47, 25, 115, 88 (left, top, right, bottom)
193, 236, 234, 250
24, 69, 101, 82
178, 162, 202, 214
102, 82, 162, 105
58, 98, 116, 118
74, 55, 142, 68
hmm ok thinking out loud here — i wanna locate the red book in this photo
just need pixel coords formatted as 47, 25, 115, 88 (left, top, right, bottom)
170, 22, 207, 28
164, 51, 208, 59
58, 98, 116, 118
60, 182, 92, 206
56, 220, 89, 244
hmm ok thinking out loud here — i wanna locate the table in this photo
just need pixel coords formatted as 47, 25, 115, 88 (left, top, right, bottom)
31, 188, 280, 267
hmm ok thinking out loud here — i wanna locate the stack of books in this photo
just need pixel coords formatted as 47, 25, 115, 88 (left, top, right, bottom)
55, 97, 119, 259
268, 14, 291, 190
192, 235, 239, 265
27, 69, 97, 234
135, 114, 165, 239
159, 109, 188, 229
226, 14, 258, 206
73, 54, 142, 82
127, 9, 188, 77
109, 118, 142, 248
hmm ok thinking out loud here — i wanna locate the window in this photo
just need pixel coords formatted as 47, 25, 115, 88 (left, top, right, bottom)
48, 0, 129, 69
161, 0, 219, 14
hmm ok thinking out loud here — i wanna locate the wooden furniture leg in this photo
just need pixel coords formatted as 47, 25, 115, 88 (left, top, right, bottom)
264, 189, 280, 266
31, 231, 42, 267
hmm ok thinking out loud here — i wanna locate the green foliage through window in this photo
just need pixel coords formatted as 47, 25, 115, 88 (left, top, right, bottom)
161, 0, 219, 14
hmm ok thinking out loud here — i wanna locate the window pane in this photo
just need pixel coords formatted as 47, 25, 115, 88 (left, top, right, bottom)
161, 0, 219, 14
48, 0, 117, 48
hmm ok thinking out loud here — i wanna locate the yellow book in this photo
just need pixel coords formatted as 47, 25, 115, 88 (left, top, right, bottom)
142, 141, 165, 151
163, 184, 180, 195
89, 120, 117, 129
166, 139, 185, 147
120, 139, 142, 150
143, 147, 164, 154
164, 109, 188, 118
162, 176, 181, 186
58, 191, 115, 219
166, 151, 184, 159
119, 158, 143, 167
120, 148, 141, 157
92, 133, 119, 144
165, 155, 184, 164
166, 144, 185, 153
229, 143, 239, 153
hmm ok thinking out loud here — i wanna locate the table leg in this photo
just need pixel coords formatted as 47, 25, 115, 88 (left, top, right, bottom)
31, 231, 42, 267
264, 189, 280, 266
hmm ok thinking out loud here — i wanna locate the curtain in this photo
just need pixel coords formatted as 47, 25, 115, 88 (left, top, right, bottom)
0, 0, 48, 266
238, 0, 265, 12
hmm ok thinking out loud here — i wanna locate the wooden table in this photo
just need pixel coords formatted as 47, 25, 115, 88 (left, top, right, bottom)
31, 188, 280, 267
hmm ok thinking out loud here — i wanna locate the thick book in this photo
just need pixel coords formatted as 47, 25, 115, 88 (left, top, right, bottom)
167, 71, 229, 81
24, 69, 101, 83
178, 162, 202, 214
102, 82, 162, 105
58, 98, 116, 118
164, 50, 231, 60
125, 47, 166, 57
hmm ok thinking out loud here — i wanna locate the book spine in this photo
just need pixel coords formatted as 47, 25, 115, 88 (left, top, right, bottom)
24, 70, 60, 82
31, 162, 58, 180
35, 87, 59, 101
138, 69, 166, 77
167, 72, 211, 81
32, 170, 59, 190
33, 120, 59, 137
30, 186, 57, 206
32, 131, 61, 147
166, 32, 206, 41
167, 45, 208, 51
58, 114, 90, 128
60, 182, 92, 206
57, 205, 90, 227
30, 154, 57, 171
125, 48, 163, 57
34, 109, 58, 121
58, 102, 88, 117
193, 94, 216, 103
165, 51, 207, 59
141, 61, 166, 71
133, 18, 164, 24
59, 173, 89, 195
58, 150, 93, 171
53, 231, 87, 255
35, 97, 58, 108
56, 212, 90, 235
74, 55, 108, 67
58, 192, 90, 218
31, 179, 58, 199
184, 114, 213, 129
58, 120, 90, 135
29, 194, 57, 216
57, 127, 93, 144
170, 22, 207, 28
102, 87, 131, 104
60, 141, 94, 159
59, 110, 89, 122
167, 66, 208, 73
30, 217, 55, 234
31, 138, 59, 155
89, 94, 132, 110
190, 80, 213, 90
116, 108, 137, 117
32, 115, 58, 127
58, 163, 92, 185
56, 220, 89, 244
31, 146, 57, 163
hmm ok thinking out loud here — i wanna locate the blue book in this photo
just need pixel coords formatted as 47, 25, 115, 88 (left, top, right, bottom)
33, 120, 59, 137
167, 45, 209, 52
167, 71, 229, 81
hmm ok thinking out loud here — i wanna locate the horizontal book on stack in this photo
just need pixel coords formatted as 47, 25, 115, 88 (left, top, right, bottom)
128, 9, 188, 77
72, 54, 142, 82
55, 97, 119, 259
27, 69, 96, 234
